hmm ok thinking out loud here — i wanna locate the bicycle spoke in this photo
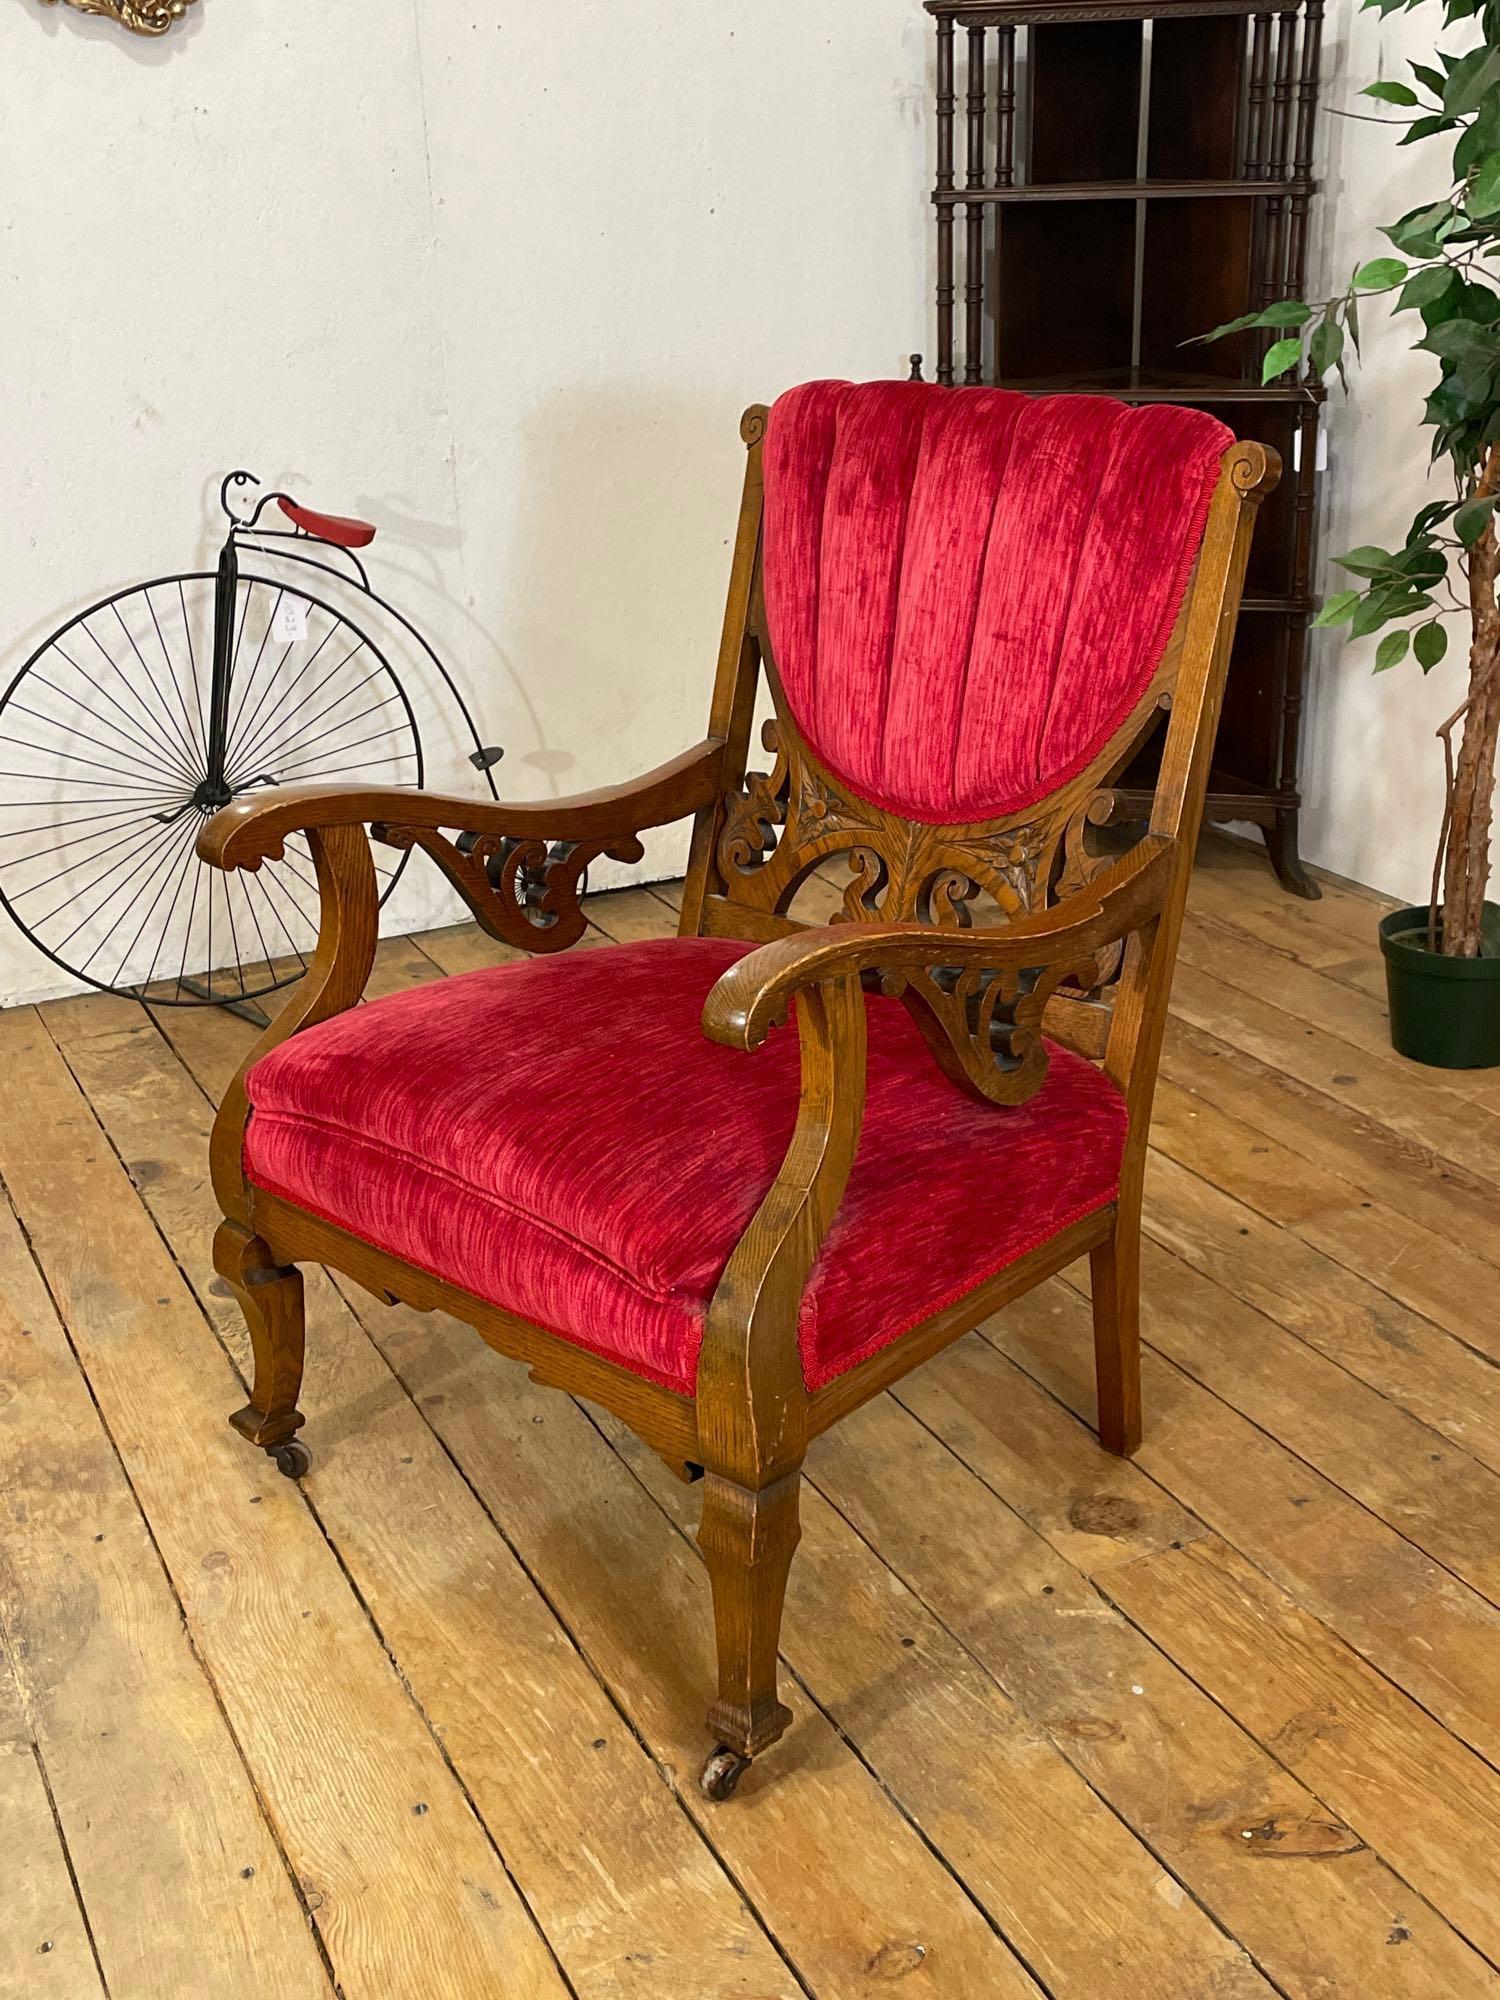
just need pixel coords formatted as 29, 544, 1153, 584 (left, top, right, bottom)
0, 770, 184, 799
145, 584, 206, 763
169, 848, 206, 1004
225, 613, 338, 772
110, 820, 200, 992
135, 833, 202, 1000
247, 865, 309, 974
7, 811, 182, 902
0, 803, 158, 854
7, 689, 195, 793
52, 812, 195, 954
237, 694, 404, 783
272, 729, 418, 785
111, 599, 201, 776
79, 818, 199, 976
223, 639, 368, 782
0, 727, 189, 795
219, 867, 249, 996
180, 580, 208, 755
113, 592, 203, 772
222, 585, 284, 748
52, 643, 200, 788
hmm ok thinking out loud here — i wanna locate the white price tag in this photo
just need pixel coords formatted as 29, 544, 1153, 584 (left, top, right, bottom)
275, 596, 310, 645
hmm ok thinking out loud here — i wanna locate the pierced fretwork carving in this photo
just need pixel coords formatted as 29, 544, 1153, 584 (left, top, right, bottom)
373, 821, 645, 954
890, 946, 1101, 1105
716, 711, 1058, 929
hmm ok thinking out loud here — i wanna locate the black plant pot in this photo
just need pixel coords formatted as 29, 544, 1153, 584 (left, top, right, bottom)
1379, 903, 1500, 1070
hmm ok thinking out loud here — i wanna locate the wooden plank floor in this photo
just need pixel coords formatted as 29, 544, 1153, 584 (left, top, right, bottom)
2, 833, 1498, 1999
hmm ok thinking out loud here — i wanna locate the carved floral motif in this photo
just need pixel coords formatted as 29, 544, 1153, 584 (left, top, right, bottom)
41, 0, 198, 34
716, 714, 1055, 929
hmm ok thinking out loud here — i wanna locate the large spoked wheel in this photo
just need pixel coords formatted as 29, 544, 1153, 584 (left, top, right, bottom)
0, 572, 421, 1005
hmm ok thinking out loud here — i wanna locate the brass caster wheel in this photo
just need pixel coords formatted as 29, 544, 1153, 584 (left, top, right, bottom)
698, 1746, 751, 1802
270, 1439, 311, 1481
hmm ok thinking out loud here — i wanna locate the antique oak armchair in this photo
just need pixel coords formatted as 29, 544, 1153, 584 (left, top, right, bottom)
200, 382, 1275, 1800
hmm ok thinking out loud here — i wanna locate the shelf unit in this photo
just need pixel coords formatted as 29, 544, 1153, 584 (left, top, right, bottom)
920, 0, 1325, 896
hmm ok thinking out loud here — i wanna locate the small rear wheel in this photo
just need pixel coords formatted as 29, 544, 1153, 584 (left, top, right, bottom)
698, 1746, 751, 1802
271, 1438, 311, 1481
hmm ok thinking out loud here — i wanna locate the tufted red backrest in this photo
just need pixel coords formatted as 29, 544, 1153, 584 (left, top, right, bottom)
761, 380, 1233, 824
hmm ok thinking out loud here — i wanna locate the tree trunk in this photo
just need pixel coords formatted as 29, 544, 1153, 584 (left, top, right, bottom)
1442, 453, 1500, 958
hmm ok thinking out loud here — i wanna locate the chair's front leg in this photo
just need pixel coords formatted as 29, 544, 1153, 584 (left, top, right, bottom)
214, 1221, 311, 1481
697, 1464, 802, 1797
694, 973, 866, 1800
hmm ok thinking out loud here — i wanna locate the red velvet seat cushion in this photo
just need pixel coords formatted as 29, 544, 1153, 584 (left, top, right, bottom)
762, 381, 1232, 823
243, 939, 1126, 1397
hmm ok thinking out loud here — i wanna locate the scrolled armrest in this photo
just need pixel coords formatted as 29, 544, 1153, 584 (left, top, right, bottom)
197, 739, 726, 870
703, 834, 1175, 1106
197, 738, 727, 957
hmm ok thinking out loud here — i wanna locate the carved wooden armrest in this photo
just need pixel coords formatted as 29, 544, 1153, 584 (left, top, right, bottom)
702, 835, 1175, 1106
197, 739, 726, 954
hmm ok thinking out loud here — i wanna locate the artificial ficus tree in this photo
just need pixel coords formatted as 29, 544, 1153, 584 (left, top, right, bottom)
1200, 2, 1500, 956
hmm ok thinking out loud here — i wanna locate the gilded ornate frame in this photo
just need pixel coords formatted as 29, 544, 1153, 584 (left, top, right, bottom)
41, 0, 197, 35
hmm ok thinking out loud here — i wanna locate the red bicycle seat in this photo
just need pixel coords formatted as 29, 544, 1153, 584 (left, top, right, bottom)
277, 496, 377, 549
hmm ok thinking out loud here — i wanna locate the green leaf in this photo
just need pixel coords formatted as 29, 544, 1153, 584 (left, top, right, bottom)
1262, 336, 1303, 384
1455, 492, 1499, 543
1411, 498, 1456, 534
1444, 44, 1500, 117
1334, 545, 1394, 578
1471, 152, 1500, 216
1456, 99, 1500, 173
1198, 311, 1265, 343
1352, 587, 1400, 637
1414, 620, 1449, 669
1312, 589, 1362, 627
1411, 61, 1446, 93
1364, 79, 1420, 104
1259, 299, 1314, 327
1353, 256, 1408, 289
1385, 201, 1458, 257
1309, 317, 1345, 376
1374, 629, 1411, 672
1389, 542, 1448, 586
1418, 316, 1499, 357
1396, 265, 1457, 312
1400, 113, 1456, 143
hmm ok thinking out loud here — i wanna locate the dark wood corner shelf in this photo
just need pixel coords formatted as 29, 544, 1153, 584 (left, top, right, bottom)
935, 176, 1312, 203
1000, 368, 1325, 406
918, 0, 1326, 897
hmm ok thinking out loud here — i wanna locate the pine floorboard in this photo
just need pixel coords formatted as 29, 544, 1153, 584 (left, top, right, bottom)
1, 834, 1497, 1997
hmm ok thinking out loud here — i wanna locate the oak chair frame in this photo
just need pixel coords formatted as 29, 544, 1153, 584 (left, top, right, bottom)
199, 406, 1276, 1799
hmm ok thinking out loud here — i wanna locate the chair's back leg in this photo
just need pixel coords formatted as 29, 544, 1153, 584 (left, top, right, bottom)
696, 1465, 801, 1796
214, 1219, 310, 1476
1089, 1205, 1141, 1457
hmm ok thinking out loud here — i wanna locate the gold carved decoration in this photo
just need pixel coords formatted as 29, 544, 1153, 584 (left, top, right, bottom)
41, 0, 198, 35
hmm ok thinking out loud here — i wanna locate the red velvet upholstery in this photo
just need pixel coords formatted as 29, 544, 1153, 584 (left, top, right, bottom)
244, 939, 1126, 1396
762, 381, 1232, 823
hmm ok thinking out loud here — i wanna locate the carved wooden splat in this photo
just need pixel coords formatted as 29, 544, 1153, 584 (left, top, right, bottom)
373, 821, 645, 954
717, 711, 1056, 929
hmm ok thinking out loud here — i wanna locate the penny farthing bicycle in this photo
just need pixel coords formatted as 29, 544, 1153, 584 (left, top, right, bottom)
0, 474, 502, 1017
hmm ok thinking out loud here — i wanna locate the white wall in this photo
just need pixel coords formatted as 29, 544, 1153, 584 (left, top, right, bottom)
1301, 5, 1473, 906
3, 0, 1463, 1003
0, 0, 928, 1004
